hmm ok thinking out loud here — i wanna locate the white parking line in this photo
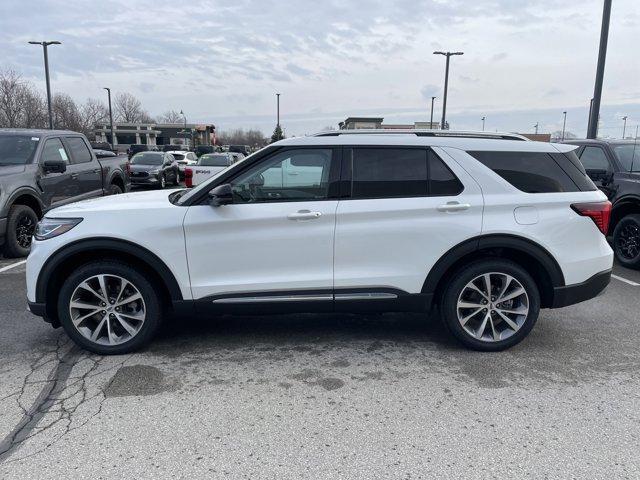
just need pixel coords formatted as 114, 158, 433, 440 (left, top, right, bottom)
0, 260, 26, 273
611, 274, 640, 287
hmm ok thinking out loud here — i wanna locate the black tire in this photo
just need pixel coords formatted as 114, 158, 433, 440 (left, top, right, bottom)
613, 214, 640, 269
172, 169, 179, 186
158, 174, 166, 189
3, 204, 38, 258
108, 183, 123, 195
57, 261, 163, 355
441, 258, 540, 351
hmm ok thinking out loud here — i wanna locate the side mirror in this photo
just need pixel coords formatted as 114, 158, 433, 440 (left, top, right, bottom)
208, 183, 233, 207
43, 159, 67, 174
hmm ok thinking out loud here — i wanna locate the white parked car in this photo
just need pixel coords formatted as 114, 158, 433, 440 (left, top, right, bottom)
167, 150, 198, 179
27, 130, 613, 354
185, 152, 241, 187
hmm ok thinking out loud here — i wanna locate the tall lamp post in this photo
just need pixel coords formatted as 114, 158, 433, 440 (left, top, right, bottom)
433, 51, 463, 130
534, 123, 539, 135
562, 111, 567, 141
587, 0, 612, 139
430, 96, 436, 128
180, 110, 188, 148
481, 116, 486, 131
276, 93, 281, 127
622, 116, 628, 138
103, 87, 115, 149
28, 40, 61, 129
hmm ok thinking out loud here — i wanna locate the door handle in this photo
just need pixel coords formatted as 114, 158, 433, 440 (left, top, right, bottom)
287, 210, 322, 221
437, 201, 471, 212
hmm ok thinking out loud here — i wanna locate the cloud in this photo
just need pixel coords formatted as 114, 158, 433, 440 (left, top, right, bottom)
420, 84, 440, 100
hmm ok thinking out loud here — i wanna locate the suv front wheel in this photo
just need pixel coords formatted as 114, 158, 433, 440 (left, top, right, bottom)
57, 261, 163, 354
441, 259, 540, 351
613, 214, 640, 269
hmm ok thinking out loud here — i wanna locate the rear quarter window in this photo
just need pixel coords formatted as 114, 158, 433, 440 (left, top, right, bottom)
467, 151, 595, 193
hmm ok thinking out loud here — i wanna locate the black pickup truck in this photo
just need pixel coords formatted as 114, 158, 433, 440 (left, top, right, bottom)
565, 139, 640, 268
0, 129, 131, 257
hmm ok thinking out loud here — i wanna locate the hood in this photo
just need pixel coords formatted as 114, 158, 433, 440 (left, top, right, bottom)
0, 164, 27, 177
130, 163, 161, 172
47, 189, 182, 216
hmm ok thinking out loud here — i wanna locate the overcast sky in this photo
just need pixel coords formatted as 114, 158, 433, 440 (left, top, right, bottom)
2, 0, 639, 137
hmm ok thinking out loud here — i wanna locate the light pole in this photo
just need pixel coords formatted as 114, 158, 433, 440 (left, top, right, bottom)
28, 40, 61, 129
587, 0, 612, 139
622, 116, 628, 138
534, 123, 539, 135
433, 51, 463, 130
180, 110, 188, 147
481, 116, 486, 131
103, 88, 115, 149
430, 96, 436, 128
562, 111, 567, 141
276, 93, 281, 127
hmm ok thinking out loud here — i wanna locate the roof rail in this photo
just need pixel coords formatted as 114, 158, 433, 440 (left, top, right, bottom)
313, 129, 529, 141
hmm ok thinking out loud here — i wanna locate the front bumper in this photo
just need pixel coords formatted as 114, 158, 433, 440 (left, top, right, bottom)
130, 175, 160, 185
551, 269, 612, 308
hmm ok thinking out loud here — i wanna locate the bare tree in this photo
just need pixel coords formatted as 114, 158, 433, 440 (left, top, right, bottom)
217, 128, 268, 147
158, 110, 183, 123
551, 130, 577, 141
52, 93, 82, 131
80, 98, 108, 136
0, 69, 47, 128
114, 92, 154, 123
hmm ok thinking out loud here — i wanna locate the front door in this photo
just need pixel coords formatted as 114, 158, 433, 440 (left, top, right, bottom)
183, 147, 340, 303
578, 146, 616, 199
38, 137, 73, 209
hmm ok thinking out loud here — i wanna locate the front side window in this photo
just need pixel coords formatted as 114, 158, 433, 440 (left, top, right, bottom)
65, 137, 92, 164
41, 138, 69, 164
350, 148, 428, 199
468, 151, 582, 193
231, 149, 333, 203
612, 145, 640, 172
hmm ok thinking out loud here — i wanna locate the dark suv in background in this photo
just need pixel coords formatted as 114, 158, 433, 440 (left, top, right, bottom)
0, 129, 130, 257
566, 139, 640, 268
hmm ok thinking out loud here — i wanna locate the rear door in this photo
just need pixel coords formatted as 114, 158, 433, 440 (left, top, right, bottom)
333, 146, 483, 297
63, 136, 103, 198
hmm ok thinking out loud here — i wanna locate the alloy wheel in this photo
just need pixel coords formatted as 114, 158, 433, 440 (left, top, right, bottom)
69, 274, 146, 346
616, 223, 640, 260
16, 214, 36, 249
456, 272, 529, 342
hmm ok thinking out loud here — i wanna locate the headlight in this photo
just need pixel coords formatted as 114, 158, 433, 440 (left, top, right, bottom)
35, 218, 83, 241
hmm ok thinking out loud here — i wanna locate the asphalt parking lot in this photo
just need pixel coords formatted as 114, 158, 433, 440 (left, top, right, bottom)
0, 255, 639, 479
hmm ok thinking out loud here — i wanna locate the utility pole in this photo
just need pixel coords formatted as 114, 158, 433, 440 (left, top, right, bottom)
622, 116, 628, 138
28, 40, 61, 129
534, 123, 539, 135
103, 87, 115, 149
587, 0, 612, 139
180, 110, 188, 147
430, 96, 436, 128
562, 111, 567, 141
276, 93, 281, 127
481, 116, 486, 131
433, 51, 464, 130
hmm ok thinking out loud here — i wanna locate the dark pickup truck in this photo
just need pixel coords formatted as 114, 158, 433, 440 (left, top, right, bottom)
565, 139, 640, 268
0, 129, 131, 257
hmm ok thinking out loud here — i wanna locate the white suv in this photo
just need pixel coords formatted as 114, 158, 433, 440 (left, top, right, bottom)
26, 131, 614, 354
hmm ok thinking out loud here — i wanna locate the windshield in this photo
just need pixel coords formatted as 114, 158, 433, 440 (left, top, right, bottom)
613, 144, 640, 172
199, 154, 229, 166
171, 154, 185, 160
131, 152, 163, 165
0, 135, 40, 165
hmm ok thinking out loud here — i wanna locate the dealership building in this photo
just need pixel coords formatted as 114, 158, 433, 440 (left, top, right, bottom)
94, 123, 214, 151
338, 117, 440, 130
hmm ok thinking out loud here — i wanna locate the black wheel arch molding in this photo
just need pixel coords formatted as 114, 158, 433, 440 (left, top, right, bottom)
35, 237, 184, 308
2, 186, 45, 218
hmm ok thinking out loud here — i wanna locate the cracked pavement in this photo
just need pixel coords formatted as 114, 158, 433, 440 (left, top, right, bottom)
1, 262, 640, 478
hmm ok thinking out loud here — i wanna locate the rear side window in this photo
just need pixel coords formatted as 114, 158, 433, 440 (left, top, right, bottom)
65, 137, 92, 164
351, 148, 428, 198
467, 151, 592, 193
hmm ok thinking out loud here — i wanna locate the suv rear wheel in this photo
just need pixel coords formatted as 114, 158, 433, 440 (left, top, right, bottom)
4, 204, 38, 258
441, 259, 540, 351
57, 261, 163, 354
613, 214, 640, 269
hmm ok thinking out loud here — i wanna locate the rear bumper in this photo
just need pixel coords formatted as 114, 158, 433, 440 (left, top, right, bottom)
551, 269, 612, 308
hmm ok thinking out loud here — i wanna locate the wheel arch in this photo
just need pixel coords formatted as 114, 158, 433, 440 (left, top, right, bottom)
36, 238, 184, 323
109, 172, 125, 191
6, 188, 44, 218
422, 234, 565, 309
610, 196, 640, 235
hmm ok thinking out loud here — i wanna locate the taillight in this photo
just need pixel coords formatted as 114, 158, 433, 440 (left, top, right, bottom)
571, 201, 612, 235
185, 168, 193, 188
